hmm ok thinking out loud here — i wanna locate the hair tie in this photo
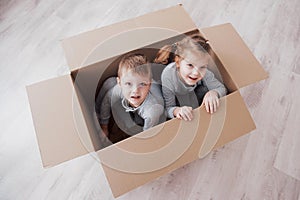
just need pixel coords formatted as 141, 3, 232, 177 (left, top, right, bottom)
171, 43, 177, 53
202, 39, 209, 51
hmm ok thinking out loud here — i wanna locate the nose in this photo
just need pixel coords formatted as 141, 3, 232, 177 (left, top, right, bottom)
131, 84, 139, 92
192, 67, 200, 75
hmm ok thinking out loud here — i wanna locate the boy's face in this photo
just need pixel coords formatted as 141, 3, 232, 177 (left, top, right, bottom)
177, 52, 209, 86
118, 70, 151, 108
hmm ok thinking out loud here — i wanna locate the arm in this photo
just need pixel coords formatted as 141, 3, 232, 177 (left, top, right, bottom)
162, 82, 194, 120
161, 76, 177, 118
204, 70, 227, 97
202, 70, 227, 113
100, 124, 109, 136
141, 104, 164, 130
95, 77, 117, 124
99, 88, 113, 126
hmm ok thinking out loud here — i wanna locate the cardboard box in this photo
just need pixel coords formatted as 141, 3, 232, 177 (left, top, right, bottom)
26, 5, 268, 198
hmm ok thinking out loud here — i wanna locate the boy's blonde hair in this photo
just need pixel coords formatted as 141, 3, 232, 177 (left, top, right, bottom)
118, 53, 152, 79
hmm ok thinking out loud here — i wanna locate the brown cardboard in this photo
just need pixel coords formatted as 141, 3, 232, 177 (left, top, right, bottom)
61, 5, 197, 71
97, 91, 255, 196
26, 75, 94, 167
26, 4, 268, 198
202, 23, 268, 88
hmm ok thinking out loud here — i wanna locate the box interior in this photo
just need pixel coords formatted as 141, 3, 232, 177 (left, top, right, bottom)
70, 29, 236, 152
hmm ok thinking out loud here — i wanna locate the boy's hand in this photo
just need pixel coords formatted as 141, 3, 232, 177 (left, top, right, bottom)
100, 124, 109, 137
202, 90, 220, 114
173, 106, 193, 121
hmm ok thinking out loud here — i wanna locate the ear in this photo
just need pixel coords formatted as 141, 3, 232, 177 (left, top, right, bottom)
117, 77, 121, 85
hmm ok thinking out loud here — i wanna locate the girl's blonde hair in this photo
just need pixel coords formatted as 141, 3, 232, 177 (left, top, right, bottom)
154, 34, 210, 65
118, 53, 152, 79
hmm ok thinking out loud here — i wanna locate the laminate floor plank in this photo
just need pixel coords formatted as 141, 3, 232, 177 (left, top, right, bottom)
1, 0, 299, 199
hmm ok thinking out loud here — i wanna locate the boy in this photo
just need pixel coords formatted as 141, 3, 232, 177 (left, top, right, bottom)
95, 53, 165, 139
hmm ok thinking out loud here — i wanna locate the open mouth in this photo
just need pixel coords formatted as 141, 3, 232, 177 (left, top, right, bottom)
188, 76, 198, 81
130, 95, 141, 99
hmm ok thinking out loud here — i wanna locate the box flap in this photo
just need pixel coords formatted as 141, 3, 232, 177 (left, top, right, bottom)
26, 75, 94, 167
97, 91, 256, 197
202, 23, 268, 88
61, 5, 197, 71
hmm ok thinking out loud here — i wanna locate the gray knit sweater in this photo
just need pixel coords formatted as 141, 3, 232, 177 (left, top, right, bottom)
98, 77, 165, 135
161, 62, 227, 118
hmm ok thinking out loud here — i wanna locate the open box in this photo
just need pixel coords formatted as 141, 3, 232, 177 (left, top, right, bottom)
26, 5, 268, 198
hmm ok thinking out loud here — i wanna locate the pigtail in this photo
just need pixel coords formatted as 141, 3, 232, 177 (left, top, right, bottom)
154, 33, 210, 65
189, 34, 210, 51
153, 44, 176, 65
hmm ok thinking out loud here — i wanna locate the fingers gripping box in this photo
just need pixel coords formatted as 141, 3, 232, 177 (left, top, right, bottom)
26, 5, 268, 197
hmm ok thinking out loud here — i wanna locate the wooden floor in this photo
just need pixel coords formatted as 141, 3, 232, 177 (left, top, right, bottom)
1, 0, 300, 199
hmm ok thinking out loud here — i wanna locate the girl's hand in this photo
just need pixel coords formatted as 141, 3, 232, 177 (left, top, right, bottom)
173, 106, 193, 121
202, 90, 220, 114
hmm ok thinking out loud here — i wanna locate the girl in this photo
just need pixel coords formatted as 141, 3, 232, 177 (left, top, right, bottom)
154, 34, 227, 121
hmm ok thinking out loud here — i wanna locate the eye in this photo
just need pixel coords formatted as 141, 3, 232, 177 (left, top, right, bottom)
140, 82, 148, 87
125, 82, 131, 86
187, 63, 194, 68
200, 65, 208, 70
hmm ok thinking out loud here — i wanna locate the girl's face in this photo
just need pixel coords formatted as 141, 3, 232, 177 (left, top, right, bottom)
176, 52, 209, 86
118, 71, 151, 108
